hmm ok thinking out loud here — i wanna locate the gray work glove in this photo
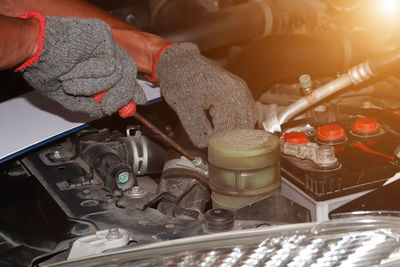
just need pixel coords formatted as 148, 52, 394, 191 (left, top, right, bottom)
155, 43, 258, 148
19, 16, 146, 117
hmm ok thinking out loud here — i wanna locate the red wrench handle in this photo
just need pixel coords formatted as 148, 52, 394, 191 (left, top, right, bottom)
92, 91, 136, 118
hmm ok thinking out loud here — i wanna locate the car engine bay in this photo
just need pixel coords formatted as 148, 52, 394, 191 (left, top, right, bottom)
3, 0, 400, 266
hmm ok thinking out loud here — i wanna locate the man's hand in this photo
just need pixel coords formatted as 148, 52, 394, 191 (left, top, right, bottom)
0, 15, 39, 69
0, 0, 171, 74
154, 43, 258, 148
18, 13, 146, 117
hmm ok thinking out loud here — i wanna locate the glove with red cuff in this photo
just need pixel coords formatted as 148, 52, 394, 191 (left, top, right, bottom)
149, 43, 258, 148
15, 12, 146, 117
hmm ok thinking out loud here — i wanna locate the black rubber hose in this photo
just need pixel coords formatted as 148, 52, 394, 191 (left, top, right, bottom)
147, 1, 270, 52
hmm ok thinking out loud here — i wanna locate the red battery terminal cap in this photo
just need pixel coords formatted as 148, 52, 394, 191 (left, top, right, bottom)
352, 117, 380, 133
317, 123, 346, 141
284, 132, 309, 145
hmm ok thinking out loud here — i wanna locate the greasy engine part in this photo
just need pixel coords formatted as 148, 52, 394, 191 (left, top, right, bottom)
156, 177, 210, 218
157, 148, 210, 217
122, 126, 168, 175
80, 144, 135, 191
162, 148, 208, 184
21, 144, 205, 246
0, 160, 97, 267
16, 123, 212, 249
74, 127, 168, 191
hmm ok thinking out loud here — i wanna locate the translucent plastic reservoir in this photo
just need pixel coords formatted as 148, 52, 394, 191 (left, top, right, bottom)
208, 129, 280, 210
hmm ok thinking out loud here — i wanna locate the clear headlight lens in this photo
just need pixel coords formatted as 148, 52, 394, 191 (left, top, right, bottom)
52, 216, 400, 267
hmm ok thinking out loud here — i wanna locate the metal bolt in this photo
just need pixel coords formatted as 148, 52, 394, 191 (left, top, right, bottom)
126, 186, 146, 198
106, 228, 122, 240
192, 157, 202, 167
82, 189, 91, 195
81, 189, 93, 199
126, 13, 136, 24
53, 150, 62, 160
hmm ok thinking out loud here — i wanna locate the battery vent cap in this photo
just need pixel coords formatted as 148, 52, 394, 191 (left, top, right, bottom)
352, 117, 380, 133
317, 123, 346, 141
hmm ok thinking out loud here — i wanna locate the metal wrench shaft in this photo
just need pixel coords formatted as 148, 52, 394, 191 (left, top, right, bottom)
92, 91, 195, 161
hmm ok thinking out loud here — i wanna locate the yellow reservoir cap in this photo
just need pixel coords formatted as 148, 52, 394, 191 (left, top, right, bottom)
208, 129, 280, 170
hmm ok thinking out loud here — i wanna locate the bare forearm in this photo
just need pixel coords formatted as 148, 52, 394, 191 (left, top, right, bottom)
0, 0, 170, 73
0, 15, 38, 70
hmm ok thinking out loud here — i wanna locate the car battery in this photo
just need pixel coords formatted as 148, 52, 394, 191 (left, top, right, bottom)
279, 117, 400, 221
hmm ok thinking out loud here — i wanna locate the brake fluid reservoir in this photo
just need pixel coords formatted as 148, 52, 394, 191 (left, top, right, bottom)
208, 129, 280, 210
